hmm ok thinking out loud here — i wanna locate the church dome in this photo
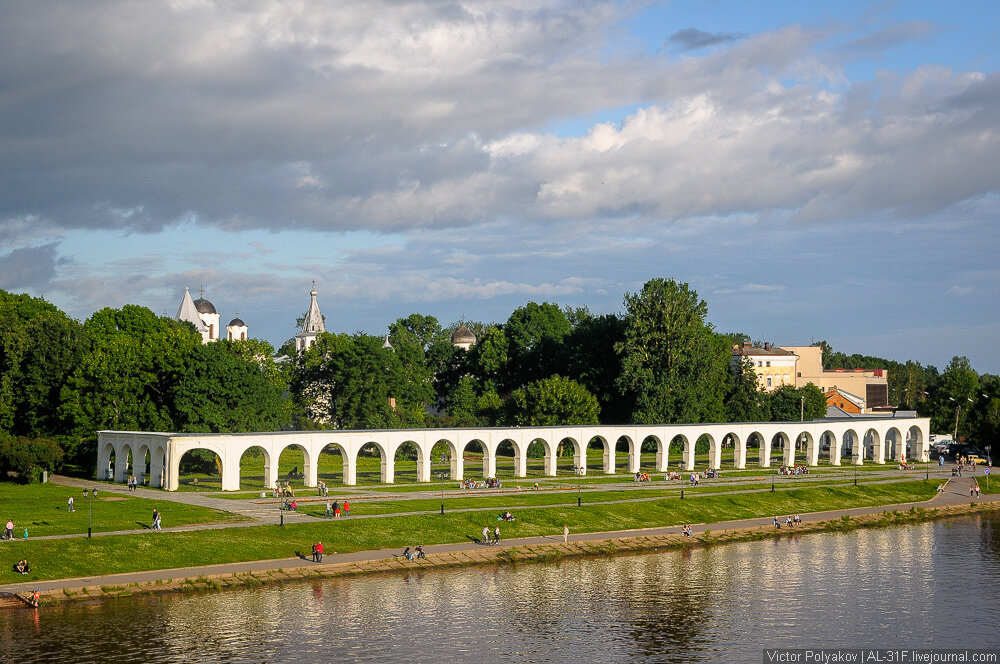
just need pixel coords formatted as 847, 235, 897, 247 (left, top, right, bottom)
229, 317, 246, 327
193, 298, 217, 314
451, 324, 476, 345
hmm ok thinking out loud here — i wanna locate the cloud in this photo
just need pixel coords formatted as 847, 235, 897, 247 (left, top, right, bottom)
668, 28, 746, 51
946, 285, 975, 296
836, 21, 938, 56
0, 243, 61, 290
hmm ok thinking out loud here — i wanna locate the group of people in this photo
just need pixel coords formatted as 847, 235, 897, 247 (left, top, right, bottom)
634, 472, 651, 482
773, 515, 802, 529
274, 482, 296, 498
311, 541, 324, 562
778, 465, 808, 476
688, 472, 701, 486
125, 475, 141, 491
324, 499, 350, 518
970, 483, 982, 498
705, 468, 720, 479
282, 499, 299, 511
401, 545, 426, 561
497, 511, 515, 522
681, 525, 693, 537
317, 481, 330, 497
481, 525, 502, 545
151, 508, 162, 530
460, 478, 503, 490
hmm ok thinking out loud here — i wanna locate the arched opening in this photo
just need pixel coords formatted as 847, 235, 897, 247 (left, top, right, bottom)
318, 443, 349, 486
616, 436, 634, 474
238, 445, 272, 490
885, 428, 904, 463
525, 438, 553, 478
495, 440, 518, 479
136, 446, 151, 486
840, 430, 860, 464
906, 426, 924, 461
278, 444, 307, 487
864, 429, 882, 463
556, 437, 582, 476
772, 432, 792, 466
459, 439, 486, 480
119, 445, 134, 483
696, 434, 715, 470
746, 432, 764, 468
641, 435, 663, 472
669, 435, 687, 471
431, 439, 455, 480
587, 436, 608, 474
393, 441, 421, 484
721, 433, 742, 469
100, 443, 115, 481
821, 430, 838, 465
796, 432, 816, 466
178, 448, 222, 490
356, 442, 386, 485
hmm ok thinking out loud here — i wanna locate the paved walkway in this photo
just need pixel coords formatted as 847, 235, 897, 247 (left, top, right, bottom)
2, 476, 993, 597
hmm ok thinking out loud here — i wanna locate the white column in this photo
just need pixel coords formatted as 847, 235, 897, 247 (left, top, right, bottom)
451, 449, 463, 481
735, 438, 747, 469
514, 444, 527, 477
221, 450, 241, 491
603, 440, 614, 474
760, 437, 772, 468
708, 438, 721, 469
574, 441, 586, 476
343, 457, 356, 486
304, 448, 317, 488
656, 441, 669, 472
149, 448, 164, 488
684, 438, 696, 471
806, 435, 819, 466
829, 434, 841, 465
417, 448, 431, 482
873, 434, 885, 464
381, 452, 394, 484
483, 445, 495, 479
543, 440, 557, 476
265, 451, 278, 492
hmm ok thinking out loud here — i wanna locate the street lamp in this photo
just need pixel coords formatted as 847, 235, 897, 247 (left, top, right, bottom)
83, 488, 97, 538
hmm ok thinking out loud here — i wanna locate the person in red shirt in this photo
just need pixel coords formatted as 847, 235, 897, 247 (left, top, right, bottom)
314, 541, 324, 563
343, 501, 350, 517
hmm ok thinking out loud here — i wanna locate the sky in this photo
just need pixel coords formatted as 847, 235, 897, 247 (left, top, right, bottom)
1, 0, 998, 373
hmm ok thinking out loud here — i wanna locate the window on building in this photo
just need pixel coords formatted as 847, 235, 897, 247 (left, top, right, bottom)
767, 376, 772, 388
766, 361, 771, 367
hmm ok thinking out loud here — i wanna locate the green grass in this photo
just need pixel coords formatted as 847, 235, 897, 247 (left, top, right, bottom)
0, 483, 247, 537
0, 480, 939, 582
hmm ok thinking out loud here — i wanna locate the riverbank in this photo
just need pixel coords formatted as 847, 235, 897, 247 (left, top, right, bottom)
3, 478, 995, 609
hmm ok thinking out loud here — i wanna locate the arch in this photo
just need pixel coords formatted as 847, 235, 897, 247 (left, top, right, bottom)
668, 435, 690, 471
614, 436, 635, 474
277, 443, 310, 487
840, 429, 861, 464
98, 441, 115, 481
697, 433, 717, 470
744, 431, 767, 468
641, 435, 666, 472
114, 443, 134, 483
135, 444, 151, 486
178, 447, 223, 490
318, 442, 351, 486
885, 428, 904, 463
772, 432, 792, 467
906, 425, 924, 462
820, 430, 839, 465
392, 441, 422, 484
796, 431, 817, 466
356, 441, 388, 484
587, 436, 610, 474
494, 439, 518, 479
864, 429, 883, 464
238, 445, 273, 491
721, 432, 743, 469
559, 437, 584, 476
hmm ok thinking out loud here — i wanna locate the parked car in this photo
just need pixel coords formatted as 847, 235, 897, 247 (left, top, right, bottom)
965, 454, 989, 466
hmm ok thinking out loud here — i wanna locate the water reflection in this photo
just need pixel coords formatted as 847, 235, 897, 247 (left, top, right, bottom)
3, 516, 1000, 663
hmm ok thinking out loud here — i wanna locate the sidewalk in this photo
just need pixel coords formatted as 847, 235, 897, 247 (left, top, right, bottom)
2, 476, 993, 597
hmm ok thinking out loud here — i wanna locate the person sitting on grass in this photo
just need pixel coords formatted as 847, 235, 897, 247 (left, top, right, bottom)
15, 560, 29, 574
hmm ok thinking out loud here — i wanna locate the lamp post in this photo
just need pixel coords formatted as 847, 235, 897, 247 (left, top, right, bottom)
83, 488, 97, 538
574, 465, 582, 507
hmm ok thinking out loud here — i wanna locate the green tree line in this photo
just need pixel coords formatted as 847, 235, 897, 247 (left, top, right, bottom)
2, 279, 997, 479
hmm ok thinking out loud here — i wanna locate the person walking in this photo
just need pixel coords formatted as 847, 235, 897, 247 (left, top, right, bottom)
67, 496, 75, 513
563, 524, 569, 543
325, 499, 332, 518
154, 513, 162, 531
482, 526, 490, 545
315, 541, 324, 563
494, 526, 501, 545
5, 519, 13, 540
151, 509, 159, 530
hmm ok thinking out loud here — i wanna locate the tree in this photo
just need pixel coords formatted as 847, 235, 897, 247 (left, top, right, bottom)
503, 302, 571, 389
617, 279, 728, 424
0, 291, 86, 440
506, 375, 600, 427
724, 356, 771, 422
0, 432, 64, 483
563, 313, 629, 424
59, 306, 202, 442
930, 356, 980, 440
466, 326, 508, 387
291, 332, 432, 429
769, 383, 826, 422
171, 341, 290, 433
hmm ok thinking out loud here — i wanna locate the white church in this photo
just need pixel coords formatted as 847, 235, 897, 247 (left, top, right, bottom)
174, 286, 248, 343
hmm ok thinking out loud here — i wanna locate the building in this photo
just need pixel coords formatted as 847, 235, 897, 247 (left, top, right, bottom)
295, 282, 326, 354
731, 342, 797, 391
451, 323, 477, 351
781, 345, 889, 413
825, 387, 864, 414
175, 286, 240, 344
226, 314, 248, 341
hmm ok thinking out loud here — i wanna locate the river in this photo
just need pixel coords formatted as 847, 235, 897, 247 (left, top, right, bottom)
3, 514, 999, 663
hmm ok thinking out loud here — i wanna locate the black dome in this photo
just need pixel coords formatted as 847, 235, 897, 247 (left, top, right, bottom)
193, 298, 217, 314
229, 317, 246, 327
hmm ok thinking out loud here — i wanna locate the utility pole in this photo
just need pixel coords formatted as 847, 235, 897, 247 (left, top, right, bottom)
800, 396, 805, 422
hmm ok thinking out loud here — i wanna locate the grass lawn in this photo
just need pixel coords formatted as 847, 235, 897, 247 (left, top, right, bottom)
0, 483, 248, 537
0, 480, 939, 583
